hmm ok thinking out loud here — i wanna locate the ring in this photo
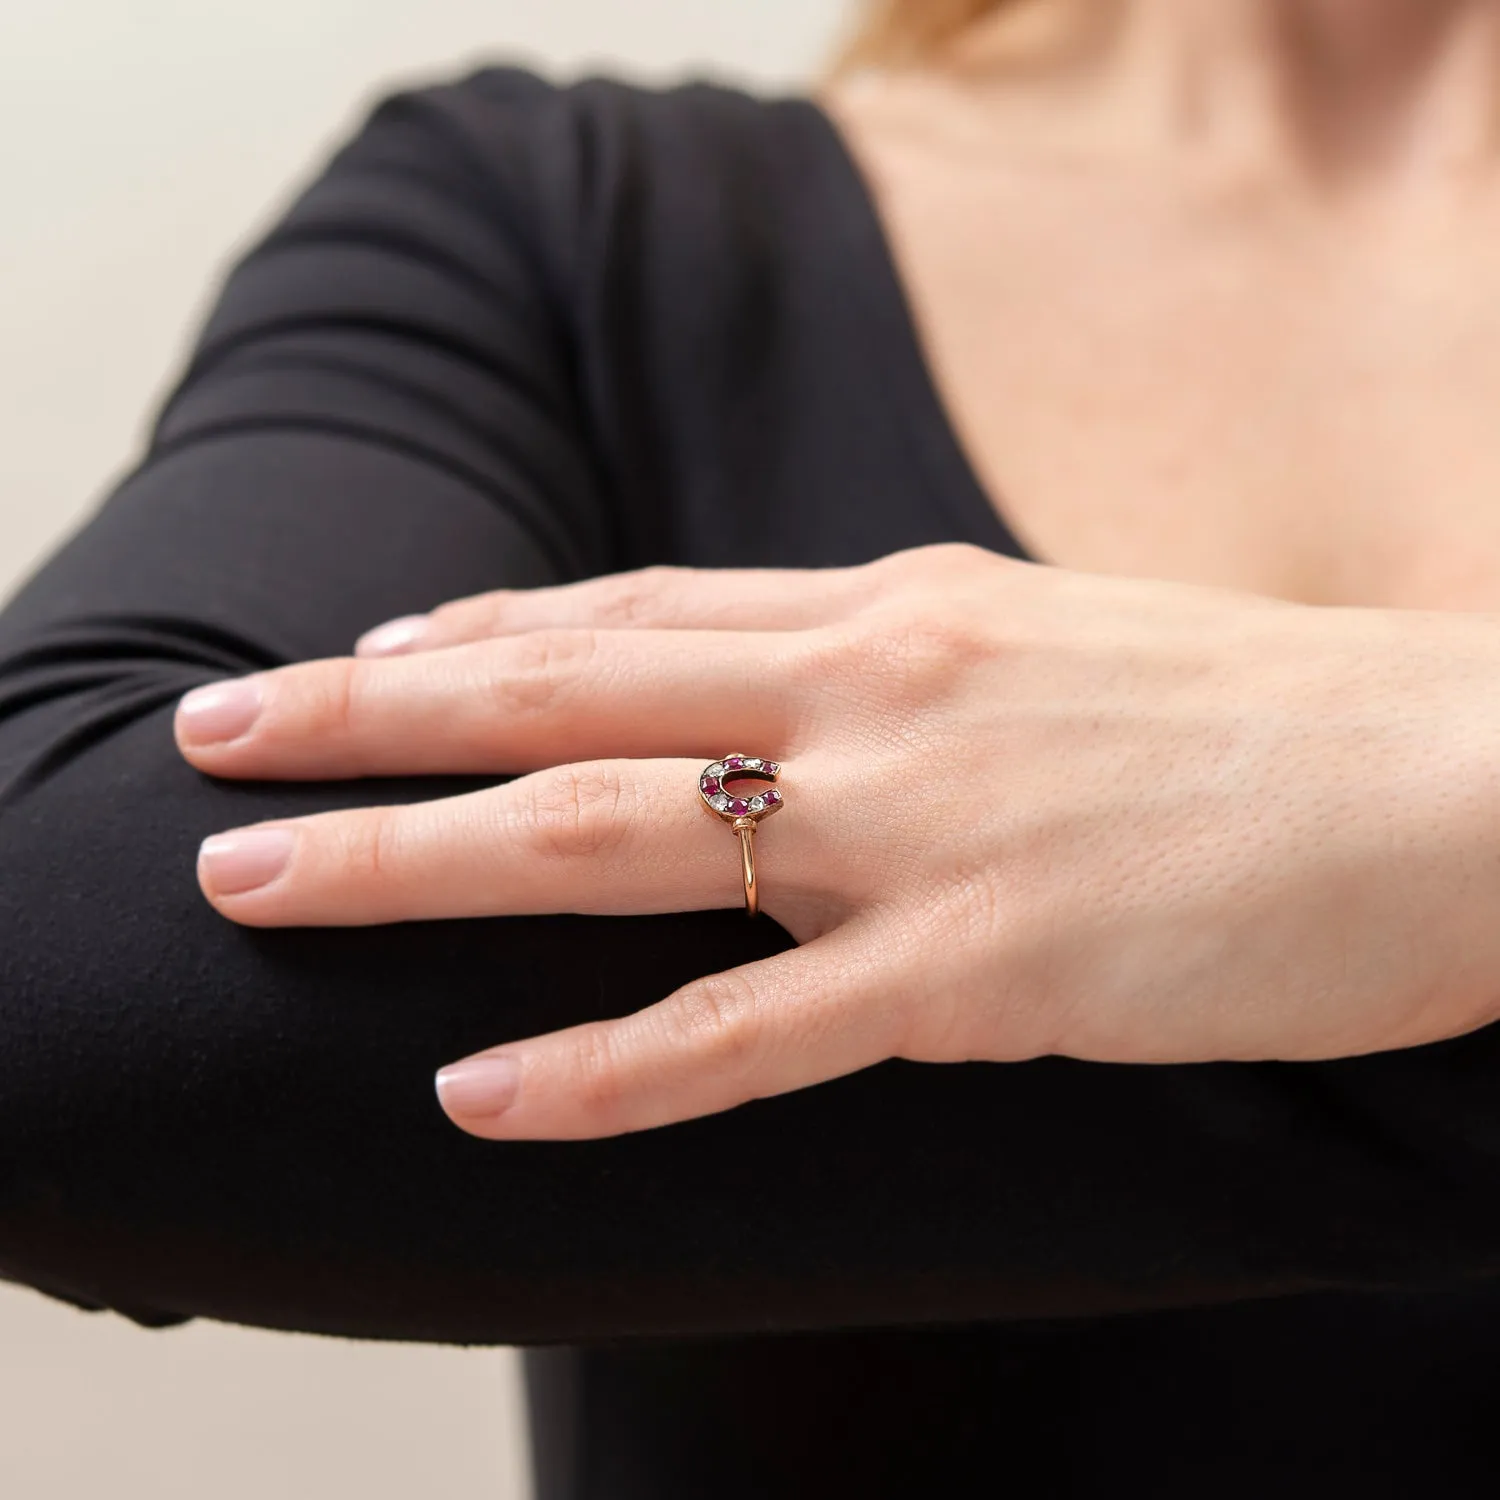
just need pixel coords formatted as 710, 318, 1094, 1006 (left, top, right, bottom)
699, 754, 784, 917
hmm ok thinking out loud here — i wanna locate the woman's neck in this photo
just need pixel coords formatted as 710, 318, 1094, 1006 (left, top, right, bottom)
942, 0, 1500, 187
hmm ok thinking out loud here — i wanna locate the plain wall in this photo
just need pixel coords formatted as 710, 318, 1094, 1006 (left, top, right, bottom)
0, 4, 846, 1495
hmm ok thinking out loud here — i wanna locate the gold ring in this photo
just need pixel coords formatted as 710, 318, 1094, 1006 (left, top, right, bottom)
698, 754, 784, 917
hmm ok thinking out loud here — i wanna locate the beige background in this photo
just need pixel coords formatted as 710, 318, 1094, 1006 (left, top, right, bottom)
0, 4, 845, 1495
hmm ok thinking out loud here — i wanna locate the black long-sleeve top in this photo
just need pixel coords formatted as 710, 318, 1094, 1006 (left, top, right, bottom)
3, 65, 1499, 1495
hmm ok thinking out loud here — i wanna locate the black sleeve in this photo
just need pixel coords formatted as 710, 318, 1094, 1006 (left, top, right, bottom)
3, 66, 1500, 1349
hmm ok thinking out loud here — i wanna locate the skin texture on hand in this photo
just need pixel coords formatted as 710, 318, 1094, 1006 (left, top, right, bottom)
171, 542, 1500, 1139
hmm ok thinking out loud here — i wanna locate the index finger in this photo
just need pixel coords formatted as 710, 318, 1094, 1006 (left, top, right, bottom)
354, 561, 876, 656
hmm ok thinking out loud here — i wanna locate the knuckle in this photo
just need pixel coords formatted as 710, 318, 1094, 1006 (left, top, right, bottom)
567, 1025, 632, 1127
780, 623, 905, 738
896, 609, 998, 669
485, 627, 600, 716
337, 804, 405, 886
924, 539, 998, 574
791, 608, 996, 706
654, 970, 765, 1075
864, 603, 1000, 701
867, 539, 992, 584
591, 566, 682, 627
514, 761, 633, 859
315, 655, 368, 740
789, 620, 884, 687
429, 591, 509, 639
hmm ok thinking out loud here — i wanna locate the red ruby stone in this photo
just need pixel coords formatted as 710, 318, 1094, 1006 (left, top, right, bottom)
700, 777, 720, 796
724, 757, 745, 770
727, 798, 749, 816
762, 761, 780, 777
763, 788, 781, 804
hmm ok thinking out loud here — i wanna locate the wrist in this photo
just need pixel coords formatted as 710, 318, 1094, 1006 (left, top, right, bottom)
1347, 606, 1500, 1047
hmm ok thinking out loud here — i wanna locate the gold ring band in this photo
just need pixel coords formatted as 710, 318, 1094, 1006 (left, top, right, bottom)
734, 818, 758, 917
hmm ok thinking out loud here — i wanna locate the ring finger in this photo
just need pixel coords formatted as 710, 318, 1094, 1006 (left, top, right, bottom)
195, 756, 827, 927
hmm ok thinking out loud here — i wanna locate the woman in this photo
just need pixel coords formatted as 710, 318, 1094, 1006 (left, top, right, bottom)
4, 0, 1500, 1491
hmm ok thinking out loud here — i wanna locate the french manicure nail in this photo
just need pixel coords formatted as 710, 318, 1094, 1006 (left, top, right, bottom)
198, 828, 295, 895
178, 678, 263, 744
435, 1056, 522, 1121
355, 614, 430, 656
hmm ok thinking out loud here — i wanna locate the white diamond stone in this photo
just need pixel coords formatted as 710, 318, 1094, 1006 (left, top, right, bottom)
709, 792, 732, 812
706, 762, 725, 778
745, 757, 763, 770
748, 795, 766, 813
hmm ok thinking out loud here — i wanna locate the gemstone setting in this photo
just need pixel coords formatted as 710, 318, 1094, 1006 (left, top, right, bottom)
699, 753, 785, 824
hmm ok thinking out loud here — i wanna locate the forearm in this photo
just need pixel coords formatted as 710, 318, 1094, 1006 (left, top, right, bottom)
8, 573, 1500, 1343
7, 63, 1500, 1342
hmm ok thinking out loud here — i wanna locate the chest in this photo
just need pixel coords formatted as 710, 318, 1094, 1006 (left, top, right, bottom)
854, 137, 1500, 610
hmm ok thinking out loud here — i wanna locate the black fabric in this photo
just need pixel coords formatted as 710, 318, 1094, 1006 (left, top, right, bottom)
2, 64, 1499, 1493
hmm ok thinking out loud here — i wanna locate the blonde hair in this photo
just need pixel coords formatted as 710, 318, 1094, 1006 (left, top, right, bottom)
831, 0, 1014, 75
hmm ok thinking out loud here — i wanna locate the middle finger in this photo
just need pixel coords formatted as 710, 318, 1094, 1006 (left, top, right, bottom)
175, 627, 812, 780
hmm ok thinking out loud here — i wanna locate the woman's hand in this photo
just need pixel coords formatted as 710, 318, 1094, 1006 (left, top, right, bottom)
173, 543, 1500, 1139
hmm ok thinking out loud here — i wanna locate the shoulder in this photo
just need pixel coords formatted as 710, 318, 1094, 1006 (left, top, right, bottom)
340, 64, 834, 259
252, 62, 854, 386
300, 65, 876, 561
386, 62, 823, 174
320, 60, 867, 391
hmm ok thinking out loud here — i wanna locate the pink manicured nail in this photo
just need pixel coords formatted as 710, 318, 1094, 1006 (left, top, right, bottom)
198, 828, 295, 895
178, 678, 263, 743
355, 614, 430, 656
435, 1057, 522, 1121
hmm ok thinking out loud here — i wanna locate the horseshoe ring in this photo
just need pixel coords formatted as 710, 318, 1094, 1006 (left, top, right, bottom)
698, 754, 785, 917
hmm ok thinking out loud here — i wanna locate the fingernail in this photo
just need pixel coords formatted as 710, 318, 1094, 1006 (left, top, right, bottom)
435, 1056, 522, 1121
198, 827, 295, 895
178, 678, 263, 744
355, 614, 430, 656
